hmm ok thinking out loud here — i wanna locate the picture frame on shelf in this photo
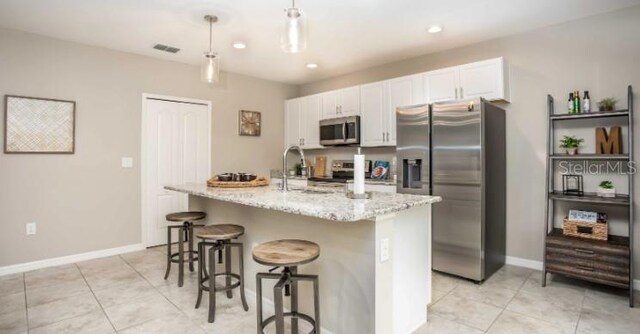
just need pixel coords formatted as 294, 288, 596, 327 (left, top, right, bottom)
562, 174, 583, 196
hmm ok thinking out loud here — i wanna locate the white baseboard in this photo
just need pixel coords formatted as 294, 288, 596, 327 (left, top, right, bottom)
505, 256, 543, 271
0, 243, 145, 276
244, 288, 335, 334
506, 256, 640, 291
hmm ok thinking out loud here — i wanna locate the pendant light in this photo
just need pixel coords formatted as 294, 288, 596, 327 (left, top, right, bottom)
201, 15, 220, 83
281, 0, 307, 53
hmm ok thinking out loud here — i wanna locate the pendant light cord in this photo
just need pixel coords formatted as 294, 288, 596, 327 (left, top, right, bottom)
208, 19, 213, 53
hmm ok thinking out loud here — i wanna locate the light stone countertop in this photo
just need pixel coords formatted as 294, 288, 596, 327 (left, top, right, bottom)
165, 183, 441, 222
273, 176, 397, 186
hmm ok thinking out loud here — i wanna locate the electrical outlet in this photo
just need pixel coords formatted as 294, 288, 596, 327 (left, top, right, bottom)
380, 238, 390, 262
26, 222, 37, 235
121, 157, 133, 168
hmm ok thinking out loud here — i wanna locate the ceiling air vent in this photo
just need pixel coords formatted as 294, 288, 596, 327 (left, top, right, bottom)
153, 44, 181, 54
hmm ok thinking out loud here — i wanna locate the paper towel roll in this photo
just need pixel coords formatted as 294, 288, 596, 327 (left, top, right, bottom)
353, 152, 365, 195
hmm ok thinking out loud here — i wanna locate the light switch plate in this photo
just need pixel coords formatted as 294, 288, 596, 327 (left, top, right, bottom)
380, 238, 390, 262
26, 222, 36, 235
121, 157, 133, 168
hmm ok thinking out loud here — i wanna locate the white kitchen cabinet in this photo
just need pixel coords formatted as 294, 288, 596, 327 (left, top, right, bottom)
285, 95, 322, 149
458, 57, 509, 101
300, 94, 322, 149
321, 87, 361, 119
386, 74, 424, 145
424, 57, 509, 103
360, 81, 387, 147
285, 98, 301, 148
423, 66, 459, 103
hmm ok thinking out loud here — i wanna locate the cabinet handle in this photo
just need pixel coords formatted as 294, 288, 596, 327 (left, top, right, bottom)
576, 265, 594, 272
302, 138, 305, 145
383, 132, 386, 142
575, 248, 595, 255
460, 87, 463, 99
455, 87, 458, 100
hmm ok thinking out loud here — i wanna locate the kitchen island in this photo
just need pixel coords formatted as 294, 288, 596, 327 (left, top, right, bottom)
165, 183, 441, 334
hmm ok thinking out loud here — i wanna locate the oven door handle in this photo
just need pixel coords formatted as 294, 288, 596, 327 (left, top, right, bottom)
342, 122, 347, 142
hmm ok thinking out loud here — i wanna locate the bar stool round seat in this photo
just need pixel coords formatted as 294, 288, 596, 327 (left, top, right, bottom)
195, 224, 245, 240
166, 211, 207, 222
252, 239, 320, 267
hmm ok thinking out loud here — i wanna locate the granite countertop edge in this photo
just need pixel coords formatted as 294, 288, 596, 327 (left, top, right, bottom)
165, 184, 441, 222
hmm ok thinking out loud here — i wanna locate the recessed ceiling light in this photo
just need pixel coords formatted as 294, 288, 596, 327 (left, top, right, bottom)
232, 42, 247, 49
306, 63, 318, 69
427, 25, 443, 34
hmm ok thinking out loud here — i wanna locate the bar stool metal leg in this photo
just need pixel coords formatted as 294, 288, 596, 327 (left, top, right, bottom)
178, 226, 185, 287
273, 276, 287, 334
195, 241, 204, 309
256, 273, 263, 334
236, 243, 249, 311
208, 245, 216, 323
313, 276, 321, 333
163, 227, 172, 280
290, 266, 299, 334
188, 223, 195, 272
225, 243, 232, 299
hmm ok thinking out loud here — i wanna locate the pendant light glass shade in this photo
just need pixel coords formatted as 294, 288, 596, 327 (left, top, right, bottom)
201, 15, 220, 83
201, 51, 219, 83
281, 5, 307, 53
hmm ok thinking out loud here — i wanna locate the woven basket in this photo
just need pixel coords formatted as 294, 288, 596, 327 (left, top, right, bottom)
562, 218, 608, 241
207, 176, 269, 188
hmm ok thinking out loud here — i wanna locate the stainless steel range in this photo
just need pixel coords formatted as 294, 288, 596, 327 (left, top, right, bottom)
308, 159, 371, 186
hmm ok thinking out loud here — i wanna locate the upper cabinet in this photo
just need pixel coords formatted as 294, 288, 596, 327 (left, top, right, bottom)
321, 86, 361, 119
286, 57, 510, 149
386, 74, 424, 145
424, 57, 509, 103
285, 95, 322, 149
458, 58, 509, 101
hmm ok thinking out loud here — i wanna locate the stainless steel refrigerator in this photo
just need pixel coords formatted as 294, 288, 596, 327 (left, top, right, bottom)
396, 98, 506, 282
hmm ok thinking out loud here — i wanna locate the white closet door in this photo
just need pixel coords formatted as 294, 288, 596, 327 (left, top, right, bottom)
145, 98, 210, 247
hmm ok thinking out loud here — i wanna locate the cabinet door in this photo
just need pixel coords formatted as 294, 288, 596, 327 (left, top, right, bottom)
285, 99, 301, 148
360, 82, 387, 147
321, 91, 339, 119
459, 58, 507, 101
300, 95, 322, 149
387, 74, 424, 145
424, 67, 459, 103
337, 86, 361, 116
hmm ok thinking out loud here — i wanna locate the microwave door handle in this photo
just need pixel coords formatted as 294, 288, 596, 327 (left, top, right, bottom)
342, 123, 348, 142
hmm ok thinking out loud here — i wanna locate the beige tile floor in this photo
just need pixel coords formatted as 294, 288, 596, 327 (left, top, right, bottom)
0, 245, 638, 334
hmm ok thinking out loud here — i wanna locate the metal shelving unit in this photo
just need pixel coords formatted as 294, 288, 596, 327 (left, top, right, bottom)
542, 85, 634, 307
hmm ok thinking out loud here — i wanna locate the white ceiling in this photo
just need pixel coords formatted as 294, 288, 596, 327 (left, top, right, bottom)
0, 0, 639, 84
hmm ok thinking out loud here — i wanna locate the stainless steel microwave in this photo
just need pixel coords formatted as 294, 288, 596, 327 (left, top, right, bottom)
319, 116, 360, 146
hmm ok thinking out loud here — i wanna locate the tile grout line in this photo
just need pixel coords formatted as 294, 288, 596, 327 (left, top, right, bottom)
23, 272, 30, 334
75, 263, 118, 333
573, 289, 587, 334
118, 252, 204, 333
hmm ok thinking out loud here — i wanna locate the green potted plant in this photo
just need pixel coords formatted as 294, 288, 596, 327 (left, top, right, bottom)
597, 97, 617, 112
597, 180, 615, 198
559, 135, 584, 155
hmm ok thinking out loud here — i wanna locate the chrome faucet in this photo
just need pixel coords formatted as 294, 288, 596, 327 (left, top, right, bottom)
281, 145, 306, 191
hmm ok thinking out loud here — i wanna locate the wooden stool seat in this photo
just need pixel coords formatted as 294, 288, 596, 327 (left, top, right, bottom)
166, 211, 207, 222
195, 224, 244, 240
252, 239, 320, 266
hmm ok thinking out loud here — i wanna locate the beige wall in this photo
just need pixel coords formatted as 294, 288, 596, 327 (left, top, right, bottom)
300, 6, 640, 278
0, 28, 297, 267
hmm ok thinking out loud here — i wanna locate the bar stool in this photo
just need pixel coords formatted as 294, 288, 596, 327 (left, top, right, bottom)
253, 239, 320, 334
195, 224, 249, 323
163, 211, 206, 287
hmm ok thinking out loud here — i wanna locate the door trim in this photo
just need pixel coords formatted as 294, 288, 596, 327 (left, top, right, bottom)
140, 93, 212, 247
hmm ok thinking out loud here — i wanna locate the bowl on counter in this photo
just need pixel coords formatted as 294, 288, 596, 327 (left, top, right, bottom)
217, 173, 234, 182
239, 173, 257, 182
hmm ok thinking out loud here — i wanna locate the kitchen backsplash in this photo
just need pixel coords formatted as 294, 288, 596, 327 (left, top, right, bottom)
285, 146, 396, 177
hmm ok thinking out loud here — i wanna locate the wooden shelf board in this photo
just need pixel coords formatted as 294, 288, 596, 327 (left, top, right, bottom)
549, 191, 630, 206
549, 154, 629, 160
550, 110, 629, 120
547, 228, 629, 249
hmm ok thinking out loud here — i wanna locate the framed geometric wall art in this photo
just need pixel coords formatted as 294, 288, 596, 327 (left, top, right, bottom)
4, 95, 76, 154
